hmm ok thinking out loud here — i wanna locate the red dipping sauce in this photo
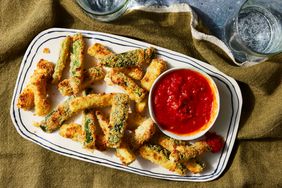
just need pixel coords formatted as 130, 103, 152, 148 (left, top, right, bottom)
151, 69, 218, 136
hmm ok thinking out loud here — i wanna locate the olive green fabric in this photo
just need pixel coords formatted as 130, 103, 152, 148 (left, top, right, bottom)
0, 0, 281, 187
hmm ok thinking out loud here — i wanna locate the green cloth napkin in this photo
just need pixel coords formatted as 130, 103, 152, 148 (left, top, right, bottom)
0, 0, 281, 187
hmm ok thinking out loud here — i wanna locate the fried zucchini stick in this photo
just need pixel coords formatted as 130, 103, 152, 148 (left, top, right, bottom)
38, 97, 74, 132
95, 111, 109, 151
69, 93, 114, 113
17, 59, 54, 113
82, 108, 96, 149
100, 47, 155, 68
141, 58, 167, 91
52, 36, 71, 84
31, 73, 50, 116
158, 136, 205, 174
107, 94, 129, 148
69, 33, 85, 95
116, 141, 136, 165
33, 60, 54, 116
87, 43, 113, 59
130, 118, 156, 150
18, 59, 54, 115
59, 123, 84, 142
58, 66, 105, 96
31, 59, 55, 116
108, 71, 147, 103
139, 144, 187, 175
95, 110, 110, 136
183, 159, 205, 174
158, 135, 188, 151
88, 43, 144, 80
96, 110, 135, 164
169, 141, 210, 163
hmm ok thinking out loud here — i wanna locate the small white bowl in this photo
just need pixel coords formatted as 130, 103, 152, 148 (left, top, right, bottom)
148, 67, 220, 140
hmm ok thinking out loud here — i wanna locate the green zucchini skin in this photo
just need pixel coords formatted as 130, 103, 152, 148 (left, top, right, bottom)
100, 47, 155, 68
83, 109, 96, 149
39, 97, 74, 133
107, 94, 129, 148
82, 89, 96, 149
109, 71, 147, 103
139, 144, 187, 176
52, 36, 72, 84
69, 33, 85, 94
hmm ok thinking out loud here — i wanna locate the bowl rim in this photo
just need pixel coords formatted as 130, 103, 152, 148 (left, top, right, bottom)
148, 67, 220, 141
76, 0, 130, 16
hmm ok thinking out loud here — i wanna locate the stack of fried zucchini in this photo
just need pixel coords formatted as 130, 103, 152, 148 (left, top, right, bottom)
17, 33, 221, 175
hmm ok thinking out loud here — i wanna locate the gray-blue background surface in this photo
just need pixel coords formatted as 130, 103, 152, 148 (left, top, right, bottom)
132, 0, 245, 39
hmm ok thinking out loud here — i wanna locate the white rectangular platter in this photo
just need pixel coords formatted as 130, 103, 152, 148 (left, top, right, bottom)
10, 28, 242, 182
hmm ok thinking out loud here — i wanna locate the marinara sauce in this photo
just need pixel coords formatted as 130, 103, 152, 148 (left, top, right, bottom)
152, 69, 215, 135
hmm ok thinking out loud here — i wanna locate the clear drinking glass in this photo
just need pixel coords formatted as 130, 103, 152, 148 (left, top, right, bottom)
224, 0, 282, 64
76, 0, 130, 22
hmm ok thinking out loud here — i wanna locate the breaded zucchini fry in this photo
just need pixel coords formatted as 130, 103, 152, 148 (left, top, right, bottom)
100, 47, 155, 68
39, 97, 74, 132
31, 59, 54, 116
58, 66, 105, 96
88, 43, 145, 80
95, 110, 135, 164
69, 33, 85, 94
169, 141, 210, 163
108, 71, 147, 103
95, 111, 109, 151
158, 135, 188, 152
17, 84, 34, 110
130, 118, 156, 149
183, 159, 205, 174
96, 110, 136, 164
139, 144, 187, 175
69, 93, 114, 113
157, 135, 205, 174
82, 109, 96, 149
115, 141, 136, 165
87, 43, 113, 59
31, 74, 50, 116
141, 58, 167, 91
95, 110, 110, 136
96, 108, 135, 163
17, 59, 54, 113
59, 123, 84, 142
52, 36, 72, 84
107, 94, 129, 148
